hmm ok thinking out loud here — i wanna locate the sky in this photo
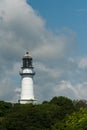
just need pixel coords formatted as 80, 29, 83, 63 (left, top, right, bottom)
0, 0, 87, 103
29, 0, 87, 55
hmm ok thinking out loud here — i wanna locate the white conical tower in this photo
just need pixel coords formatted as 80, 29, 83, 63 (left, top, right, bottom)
19, 52, 36, 104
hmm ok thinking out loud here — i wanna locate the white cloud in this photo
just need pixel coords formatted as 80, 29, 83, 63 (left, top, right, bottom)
35, 62, 63, 78
52, 81, 87, 100
78, 57, 87, 69
53, 81, 80, 99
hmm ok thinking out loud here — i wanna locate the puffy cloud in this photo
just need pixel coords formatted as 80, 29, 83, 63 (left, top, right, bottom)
53, 81, 81, 99
53, 81, 87, 100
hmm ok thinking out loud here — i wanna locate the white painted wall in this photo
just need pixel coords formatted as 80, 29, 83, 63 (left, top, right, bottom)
21, 76, 34, 99
19, 68, 36, 104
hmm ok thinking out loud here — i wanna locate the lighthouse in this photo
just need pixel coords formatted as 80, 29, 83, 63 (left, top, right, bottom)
19, 52, 36, 104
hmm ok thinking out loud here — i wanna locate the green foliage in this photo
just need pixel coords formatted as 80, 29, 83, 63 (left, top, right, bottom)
3, 103, 60, 129
65, 108, 87, 130
0, 101, 12, 117
53, 108, 87, 130
50, 96, 76, 118
0, 97, 87, 130
50, 96, 73, 106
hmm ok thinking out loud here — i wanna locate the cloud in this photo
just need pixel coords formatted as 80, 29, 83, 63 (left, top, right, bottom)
0, 0, 76, 61
76, 9, 87, 14
76, 8, 87, 17
78, 57, 87, 69
52, 81, 80, 99
0, 0, 85, 103
53, 81, 87, 100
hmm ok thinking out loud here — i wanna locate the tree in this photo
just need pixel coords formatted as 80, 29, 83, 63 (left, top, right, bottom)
0, 100, 12, 117
53, 108, 87, 130
50, 96, 75, 117
0, 97, 86, 130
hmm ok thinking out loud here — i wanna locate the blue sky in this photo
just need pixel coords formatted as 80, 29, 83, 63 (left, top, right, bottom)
0, 0, 87, 102
29, 0, 87, 56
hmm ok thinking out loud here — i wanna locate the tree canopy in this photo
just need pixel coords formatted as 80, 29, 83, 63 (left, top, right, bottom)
0, 96, 87, 130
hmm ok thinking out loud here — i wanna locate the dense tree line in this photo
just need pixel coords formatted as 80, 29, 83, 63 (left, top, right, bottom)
0, 96, 87, 129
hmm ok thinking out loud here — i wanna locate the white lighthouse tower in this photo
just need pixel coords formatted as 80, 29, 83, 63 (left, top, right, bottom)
19, 52, 36, 104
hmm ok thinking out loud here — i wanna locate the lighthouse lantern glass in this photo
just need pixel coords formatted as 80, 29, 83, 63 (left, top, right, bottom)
23, 57, 32, 68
